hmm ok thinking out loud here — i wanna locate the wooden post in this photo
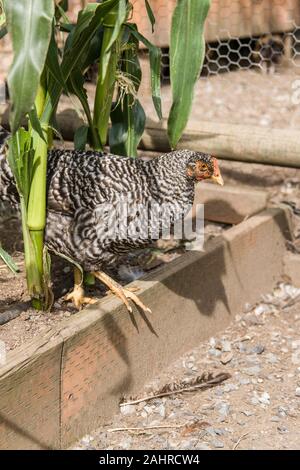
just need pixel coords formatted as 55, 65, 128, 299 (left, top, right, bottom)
140, 119, 300, 168
2, 109, 299, 168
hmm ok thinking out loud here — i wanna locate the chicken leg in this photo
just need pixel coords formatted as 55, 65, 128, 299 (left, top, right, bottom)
92, 271, 152, 314
64, 267, 98, 309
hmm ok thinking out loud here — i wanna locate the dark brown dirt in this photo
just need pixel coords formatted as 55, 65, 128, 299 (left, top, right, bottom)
0, 212, 74, 350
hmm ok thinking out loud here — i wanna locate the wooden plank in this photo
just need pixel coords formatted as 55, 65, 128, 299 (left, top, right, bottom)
140, 119, 300, 168
0, 208, 293, 449
3, 112, 298, 169
195, 183, 268, 224
284, 252, 300, 287
271, 0, 300, 33
0, 332, 63, 449
131, 0, 300, 47
59, 207, 291, 446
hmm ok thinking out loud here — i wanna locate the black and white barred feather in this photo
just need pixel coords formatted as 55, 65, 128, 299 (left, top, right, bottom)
0, 128, 19, 208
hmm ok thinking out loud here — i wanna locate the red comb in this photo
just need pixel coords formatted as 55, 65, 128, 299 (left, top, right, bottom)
212, 157, 220, 175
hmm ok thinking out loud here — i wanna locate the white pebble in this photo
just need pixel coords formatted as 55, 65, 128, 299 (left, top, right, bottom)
120, 404, 136, 416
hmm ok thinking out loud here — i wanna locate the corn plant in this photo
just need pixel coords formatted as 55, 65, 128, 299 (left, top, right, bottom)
1, 0, 210, 310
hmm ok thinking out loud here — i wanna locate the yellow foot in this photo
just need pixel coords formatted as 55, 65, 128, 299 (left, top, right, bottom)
93, 271, 152, 314
120, 286, 152, 314
64, 286, 97, 310
105, 285, 139, 296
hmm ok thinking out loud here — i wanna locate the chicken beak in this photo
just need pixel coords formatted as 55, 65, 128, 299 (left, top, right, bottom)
210, 173, 224, 186
210, 157, 224, 186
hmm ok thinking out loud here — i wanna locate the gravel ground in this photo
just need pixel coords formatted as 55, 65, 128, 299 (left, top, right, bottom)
73, 283, 300, 451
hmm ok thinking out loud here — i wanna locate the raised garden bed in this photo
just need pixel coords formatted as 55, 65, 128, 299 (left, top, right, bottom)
0, 184, 267, 346
0, 204, 292, 449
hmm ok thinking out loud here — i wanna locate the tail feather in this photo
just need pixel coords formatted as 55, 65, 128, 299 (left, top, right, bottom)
0, 127, 19, 209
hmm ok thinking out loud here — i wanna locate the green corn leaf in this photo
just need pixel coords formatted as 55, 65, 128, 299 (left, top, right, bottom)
70, 3, 100, 46
82, 27, 104, 73
55, 1, 69, 21
110, 29, 145, 157
43, 245, 53, 312
0, 1, 7, 39
167, 0, 210, 148
67, 68, 101, 149
45, 26, 67, 91
93, 30, 119, 148
93, 46, 118, 148
110, 98, 146, 157
28, 106, 46, 143
7, 129, 33, 199
0, 245, 19, 274
99, 0, 127, 84
58, 0, 68, 11
65, 5, 96, 52
59, 23, 74, 33
42, 0, 120, 125
67, 69, 92, 124
0, 0, 5, 27
65, 0, 123, 75
74, 125, 89, 151
50, 247, 84, 282
145, 0, 155, 33
63, 21, 103, 82
84, 272, 96, 287
62, 0, 124, 150
4, 0, 55, 133
129, 26, 162, 120
0, 25, 7, 39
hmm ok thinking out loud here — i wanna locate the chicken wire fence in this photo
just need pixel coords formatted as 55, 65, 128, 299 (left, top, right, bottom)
132, 0, 300, 130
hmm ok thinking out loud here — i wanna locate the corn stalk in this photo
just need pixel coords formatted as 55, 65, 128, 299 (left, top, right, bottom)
4, 0, 55, 309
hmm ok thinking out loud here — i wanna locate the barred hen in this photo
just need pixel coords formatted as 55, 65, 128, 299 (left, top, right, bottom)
0, 127, 223, 311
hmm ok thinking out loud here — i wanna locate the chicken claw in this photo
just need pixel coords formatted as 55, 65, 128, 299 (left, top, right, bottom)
93, 271, 152, 314
64, 285, 97, 310
64, 267, 97, 309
